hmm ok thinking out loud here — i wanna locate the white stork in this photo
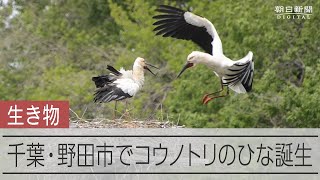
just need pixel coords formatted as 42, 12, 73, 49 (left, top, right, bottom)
153, 5, 254, 104
92, 57, 158, 117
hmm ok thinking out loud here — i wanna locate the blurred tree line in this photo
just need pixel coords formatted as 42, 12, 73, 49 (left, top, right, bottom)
0, 0, 319, 127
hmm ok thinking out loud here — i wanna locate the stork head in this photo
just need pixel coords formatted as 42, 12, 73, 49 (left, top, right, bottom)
177, 51, 201, 78
134, 57, 159, 76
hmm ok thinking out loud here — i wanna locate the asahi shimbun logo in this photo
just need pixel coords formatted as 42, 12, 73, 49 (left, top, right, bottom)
275, 6, 312, 19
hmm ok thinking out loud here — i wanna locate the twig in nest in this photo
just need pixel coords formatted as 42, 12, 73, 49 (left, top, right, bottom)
69, 108, 81, 120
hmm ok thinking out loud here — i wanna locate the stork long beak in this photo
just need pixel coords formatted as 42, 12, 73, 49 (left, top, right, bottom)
177, 62, 194, 78
144, 66, 156, 76
146, 63, 159, 69
144, 63, 159, 76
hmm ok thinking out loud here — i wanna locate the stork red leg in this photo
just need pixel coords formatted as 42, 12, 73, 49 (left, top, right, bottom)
202, 80, 224, 104
113, 101, 118, 119
125, 100, 128, 111
203, 88, 229, 104
123, 100, 132, 120
202, 81, 229, 105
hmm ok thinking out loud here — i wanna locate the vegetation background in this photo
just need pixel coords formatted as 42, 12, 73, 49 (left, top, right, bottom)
0, 0, 319, 127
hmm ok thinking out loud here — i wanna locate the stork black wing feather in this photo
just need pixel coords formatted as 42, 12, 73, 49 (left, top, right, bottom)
153, 14, 182, 19
153, 5, 213, 54
156, 8, 182, 14
155, 23, 184, 36
157, 23, 186, 36
153, 20, 185, 31
94, 85, 132, 103
223, 61, 254, 92
106, 65, 122, 76
164, 23, 189, 38
92, 65, 122, 88
92, 75, 117, 88
153, 18, 180, 26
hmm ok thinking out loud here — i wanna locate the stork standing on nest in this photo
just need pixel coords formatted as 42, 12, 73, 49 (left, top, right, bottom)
92, 57, 158, 117
153, 5, 254, 104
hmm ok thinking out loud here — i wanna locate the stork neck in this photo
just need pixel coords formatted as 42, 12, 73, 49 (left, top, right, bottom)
132, 64, 145, 87
196, 52, 230, 69
194, 52, 219, 67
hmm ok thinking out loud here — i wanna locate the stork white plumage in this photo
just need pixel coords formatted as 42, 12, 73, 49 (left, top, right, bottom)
153, 5, 254, 104
92, 57, 158, 117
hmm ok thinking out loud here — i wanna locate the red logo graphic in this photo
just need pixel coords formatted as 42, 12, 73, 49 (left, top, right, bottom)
0, 101, 69, 128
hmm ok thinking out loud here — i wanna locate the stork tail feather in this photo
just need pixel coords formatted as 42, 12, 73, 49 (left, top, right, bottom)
223, 51, 254, 93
